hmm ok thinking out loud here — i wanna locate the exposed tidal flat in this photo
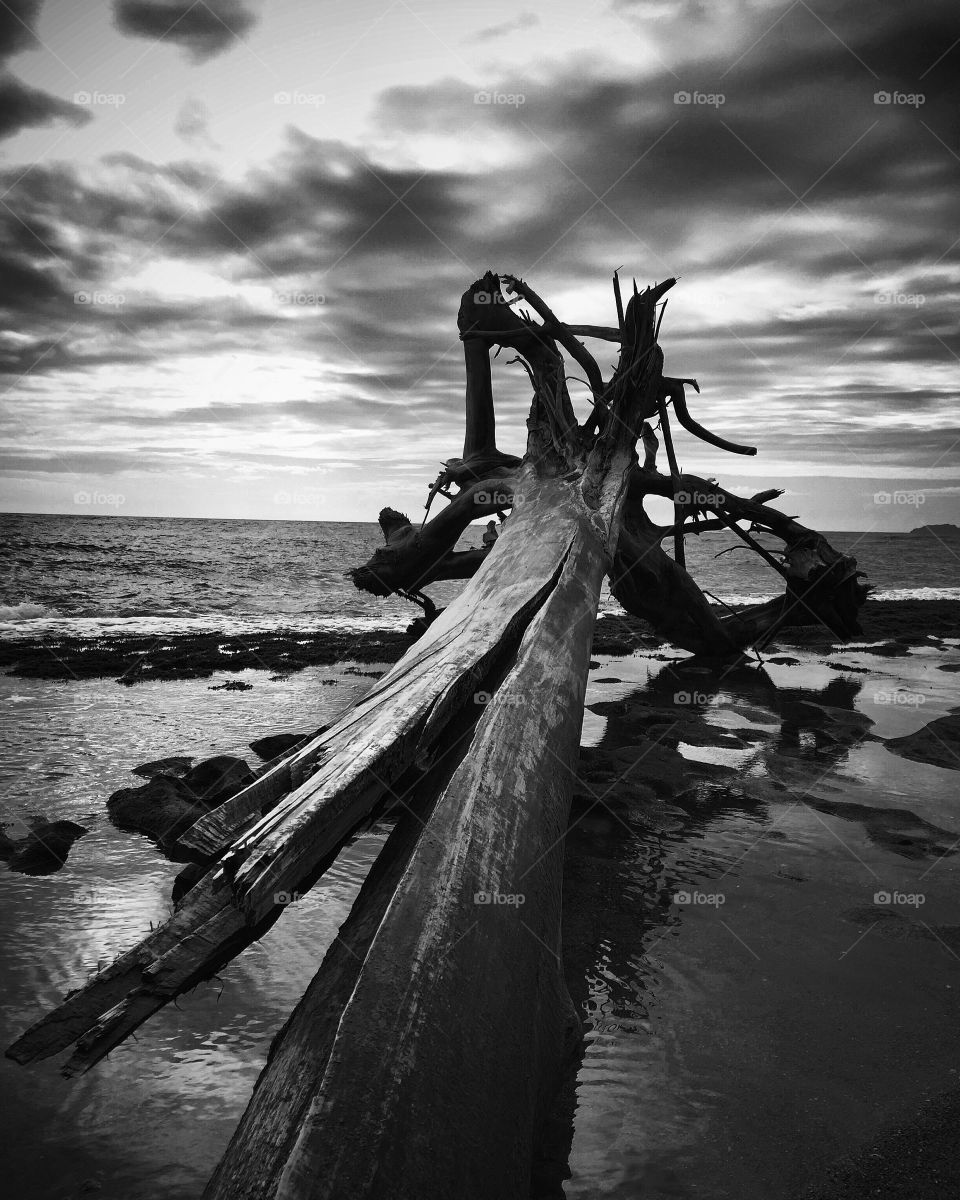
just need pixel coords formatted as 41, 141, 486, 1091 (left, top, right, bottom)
0, 599, 958, 1198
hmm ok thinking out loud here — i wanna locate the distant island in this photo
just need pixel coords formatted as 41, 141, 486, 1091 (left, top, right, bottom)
912, 523, 960, 536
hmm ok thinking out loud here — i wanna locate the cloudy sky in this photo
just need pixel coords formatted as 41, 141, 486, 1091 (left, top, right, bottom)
1, 0, 957, 530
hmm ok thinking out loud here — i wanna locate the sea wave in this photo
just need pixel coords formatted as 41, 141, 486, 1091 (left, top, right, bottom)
713, 588, 960, 604
1, 588, 957, 641
0, 612, 412, 640
0, 601, 61, 623
870, 587, 960, 601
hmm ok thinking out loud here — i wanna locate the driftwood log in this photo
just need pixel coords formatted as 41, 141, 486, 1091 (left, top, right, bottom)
8, 271, 867, 1198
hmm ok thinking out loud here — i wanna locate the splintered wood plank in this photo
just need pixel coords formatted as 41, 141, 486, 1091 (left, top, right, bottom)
7, 868, 236, 1064
201, 731, 468, 1200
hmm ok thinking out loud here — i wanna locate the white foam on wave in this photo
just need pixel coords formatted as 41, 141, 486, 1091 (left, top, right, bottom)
0, 611, 411, 641
0, 601, 60, 624
600, 586, 960, 616
870, 587, 960, 601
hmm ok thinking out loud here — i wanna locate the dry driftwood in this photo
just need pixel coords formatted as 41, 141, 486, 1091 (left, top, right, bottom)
261, 483, 606, 1200
6, 512, 577, 1070
9, 268, 866, 1197
204, 273, 668, 1198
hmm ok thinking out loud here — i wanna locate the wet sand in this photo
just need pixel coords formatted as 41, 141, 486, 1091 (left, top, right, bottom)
802, 1087, 960, 1199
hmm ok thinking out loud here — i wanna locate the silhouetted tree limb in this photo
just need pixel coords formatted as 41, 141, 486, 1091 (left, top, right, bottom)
349, 272, 863, 659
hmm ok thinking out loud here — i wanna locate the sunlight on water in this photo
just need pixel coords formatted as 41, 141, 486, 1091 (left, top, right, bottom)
0, 665, 386, 1200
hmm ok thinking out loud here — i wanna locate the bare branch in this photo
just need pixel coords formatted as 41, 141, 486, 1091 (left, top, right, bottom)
500, 273, 605, 403
662, 376, 757, 456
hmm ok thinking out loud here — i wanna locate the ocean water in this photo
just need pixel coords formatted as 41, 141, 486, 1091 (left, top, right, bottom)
1, 512, 958, 639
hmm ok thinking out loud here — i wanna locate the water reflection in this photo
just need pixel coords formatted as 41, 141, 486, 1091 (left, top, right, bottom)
0, 665, 383, 1200
560, 649, 960, 1199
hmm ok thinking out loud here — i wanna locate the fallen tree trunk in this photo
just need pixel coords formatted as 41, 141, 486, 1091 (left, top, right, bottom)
203, 721, 472, 1200
229, 479, 608, 1200
8, 270, 664, 1185
8, 267, 867, 1196
6, 490, 583, 1069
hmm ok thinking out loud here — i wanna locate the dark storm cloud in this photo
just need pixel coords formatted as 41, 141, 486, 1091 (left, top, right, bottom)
0, 333, 158, 377
114, 0, 258, 61
0, 246, 68, 310
0, 73, 91, 139
0, 3, 94, 139
2, 0, 957, 503
0, 74, 93, 138
0, 133, 477, 278
666, 294, 960, 374
0, 155, 211, 311
611, 0, 960, 75
361, 3, 959, 482
0, 0, 41, 58
750, 425, 960, 466
376, 0, 959, 275
0, 129, 484, 399
102, 149, 218, 190
175, 131, 478, 265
